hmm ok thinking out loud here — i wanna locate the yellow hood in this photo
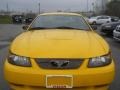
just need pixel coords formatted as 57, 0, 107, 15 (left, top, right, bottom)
11, 30, 109, 58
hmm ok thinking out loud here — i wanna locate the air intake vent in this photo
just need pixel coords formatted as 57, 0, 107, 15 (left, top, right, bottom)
35, 58, 83, 69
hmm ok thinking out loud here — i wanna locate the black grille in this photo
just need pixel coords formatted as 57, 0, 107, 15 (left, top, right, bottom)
35, 58, 83, 69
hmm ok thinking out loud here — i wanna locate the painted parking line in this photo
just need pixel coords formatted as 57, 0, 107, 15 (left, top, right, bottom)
0, 41, 10, 46
0, 41, 10, 49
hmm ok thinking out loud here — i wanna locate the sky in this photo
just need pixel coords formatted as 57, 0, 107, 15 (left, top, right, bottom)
0, 0, 103, 13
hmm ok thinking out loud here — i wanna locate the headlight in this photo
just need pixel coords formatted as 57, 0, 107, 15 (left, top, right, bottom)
88, 54, 112, 68
8, 54, 31, 67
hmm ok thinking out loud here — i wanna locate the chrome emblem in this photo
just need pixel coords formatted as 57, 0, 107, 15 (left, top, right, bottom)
50, 60, 70, 67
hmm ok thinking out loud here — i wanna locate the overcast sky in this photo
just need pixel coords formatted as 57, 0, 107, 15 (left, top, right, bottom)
0, 0, 102, 13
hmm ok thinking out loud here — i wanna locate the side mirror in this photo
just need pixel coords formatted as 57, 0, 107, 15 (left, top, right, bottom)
91, 25, 97, 30
22, 25, 28, 30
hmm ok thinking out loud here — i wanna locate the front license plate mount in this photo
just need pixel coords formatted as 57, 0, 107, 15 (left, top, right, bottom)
46, 75, 73, 88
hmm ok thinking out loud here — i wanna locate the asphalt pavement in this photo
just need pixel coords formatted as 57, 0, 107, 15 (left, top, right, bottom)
0, 24, 23, 90
0, 24, 120, 90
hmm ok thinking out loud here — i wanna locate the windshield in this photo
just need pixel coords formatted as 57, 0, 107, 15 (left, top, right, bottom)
90, 17, 97, 19
30, 15, 90, 30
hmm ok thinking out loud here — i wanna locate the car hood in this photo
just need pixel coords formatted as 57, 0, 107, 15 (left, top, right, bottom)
11, 30, 109, 58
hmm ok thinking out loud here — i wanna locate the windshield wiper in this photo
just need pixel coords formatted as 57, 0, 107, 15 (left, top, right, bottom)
29, 26, 86, 30
29, 27, 48, 30
53, 26, 81, 30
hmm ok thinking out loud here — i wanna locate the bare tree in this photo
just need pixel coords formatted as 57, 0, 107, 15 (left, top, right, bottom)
105, 0, 120, 17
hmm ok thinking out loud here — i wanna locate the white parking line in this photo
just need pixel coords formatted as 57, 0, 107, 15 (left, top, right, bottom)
0, 41, 10, 46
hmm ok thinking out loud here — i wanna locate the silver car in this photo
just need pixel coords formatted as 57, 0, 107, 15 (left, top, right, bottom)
113, 25, 120, 41
89, 16, 112, 25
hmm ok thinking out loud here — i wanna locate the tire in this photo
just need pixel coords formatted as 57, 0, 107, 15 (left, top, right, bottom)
92, 21, 96, 25
106, 21, 110, 23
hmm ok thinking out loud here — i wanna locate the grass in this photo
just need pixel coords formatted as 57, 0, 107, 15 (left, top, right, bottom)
0, 15, 12, 24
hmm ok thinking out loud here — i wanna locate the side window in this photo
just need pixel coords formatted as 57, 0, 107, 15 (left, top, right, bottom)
103, 16, 109, 19
97, 16, 109, 19
97, 17, 102, 19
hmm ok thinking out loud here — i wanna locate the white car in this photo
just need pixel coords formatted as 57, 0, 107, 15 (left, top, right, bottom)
89, 16, 112, 25
113, 25, 120, 41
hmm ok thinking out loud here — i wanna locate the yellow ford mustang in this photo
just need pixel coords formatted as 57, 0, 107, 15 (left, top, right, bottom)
4, 13, 115, 90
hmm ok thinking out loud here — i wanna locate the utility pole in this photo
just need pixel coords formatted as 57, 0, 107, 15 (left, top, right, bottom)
102, 0, 104, 12
38, 3, 40, 14
92, 2, 95, 14
95, 0, 98, 14
6, 3, 9, 13
87, 0, 89, 12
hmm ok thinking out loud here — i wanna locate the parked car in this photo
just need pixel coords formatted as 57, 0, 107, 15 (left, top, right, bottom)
24, 17, 33, 24
4, 13, 115, 90
12, 15, 24, 24
111, 16, 119, 22
88, 16, 112, 25
113, 25, 120, 41
100, 21, 120, 35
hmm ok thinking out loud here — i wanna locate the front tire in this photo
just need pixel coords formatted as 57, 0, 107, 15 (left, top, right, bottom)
92, 21, 96, 25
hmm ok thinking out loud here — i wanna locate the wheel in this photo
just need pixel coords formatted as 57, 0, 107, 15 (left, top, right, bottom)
92, 21, 96, 25
106, 21, 110, 23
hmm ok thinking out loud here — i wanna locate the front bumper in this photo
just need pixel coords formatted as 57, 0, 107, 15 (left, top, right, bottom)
88, 20, 95, 25
4, 59, 115, 90
10, 84, 109, 90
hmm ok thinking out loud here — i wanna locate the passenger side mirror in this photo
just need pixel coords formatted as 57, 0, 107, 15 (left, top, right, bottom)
22, 25, 29, 30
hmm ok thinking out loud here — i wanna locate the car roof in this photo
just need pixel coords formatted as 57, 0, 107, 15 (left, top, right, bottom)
38, 12, 82, 16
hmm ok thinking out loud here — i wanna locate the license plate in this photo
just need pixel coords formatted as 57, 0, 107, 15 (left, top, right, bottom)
46, 75, 73, 88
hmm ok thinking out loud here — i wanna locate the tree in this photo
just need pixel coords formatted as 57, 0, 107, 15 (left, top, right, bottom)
105, 0, 120, 17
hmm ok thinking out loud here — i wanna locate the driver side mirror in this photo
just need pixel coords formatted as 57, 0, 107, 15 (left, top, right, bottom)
22, 25, 29, 30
